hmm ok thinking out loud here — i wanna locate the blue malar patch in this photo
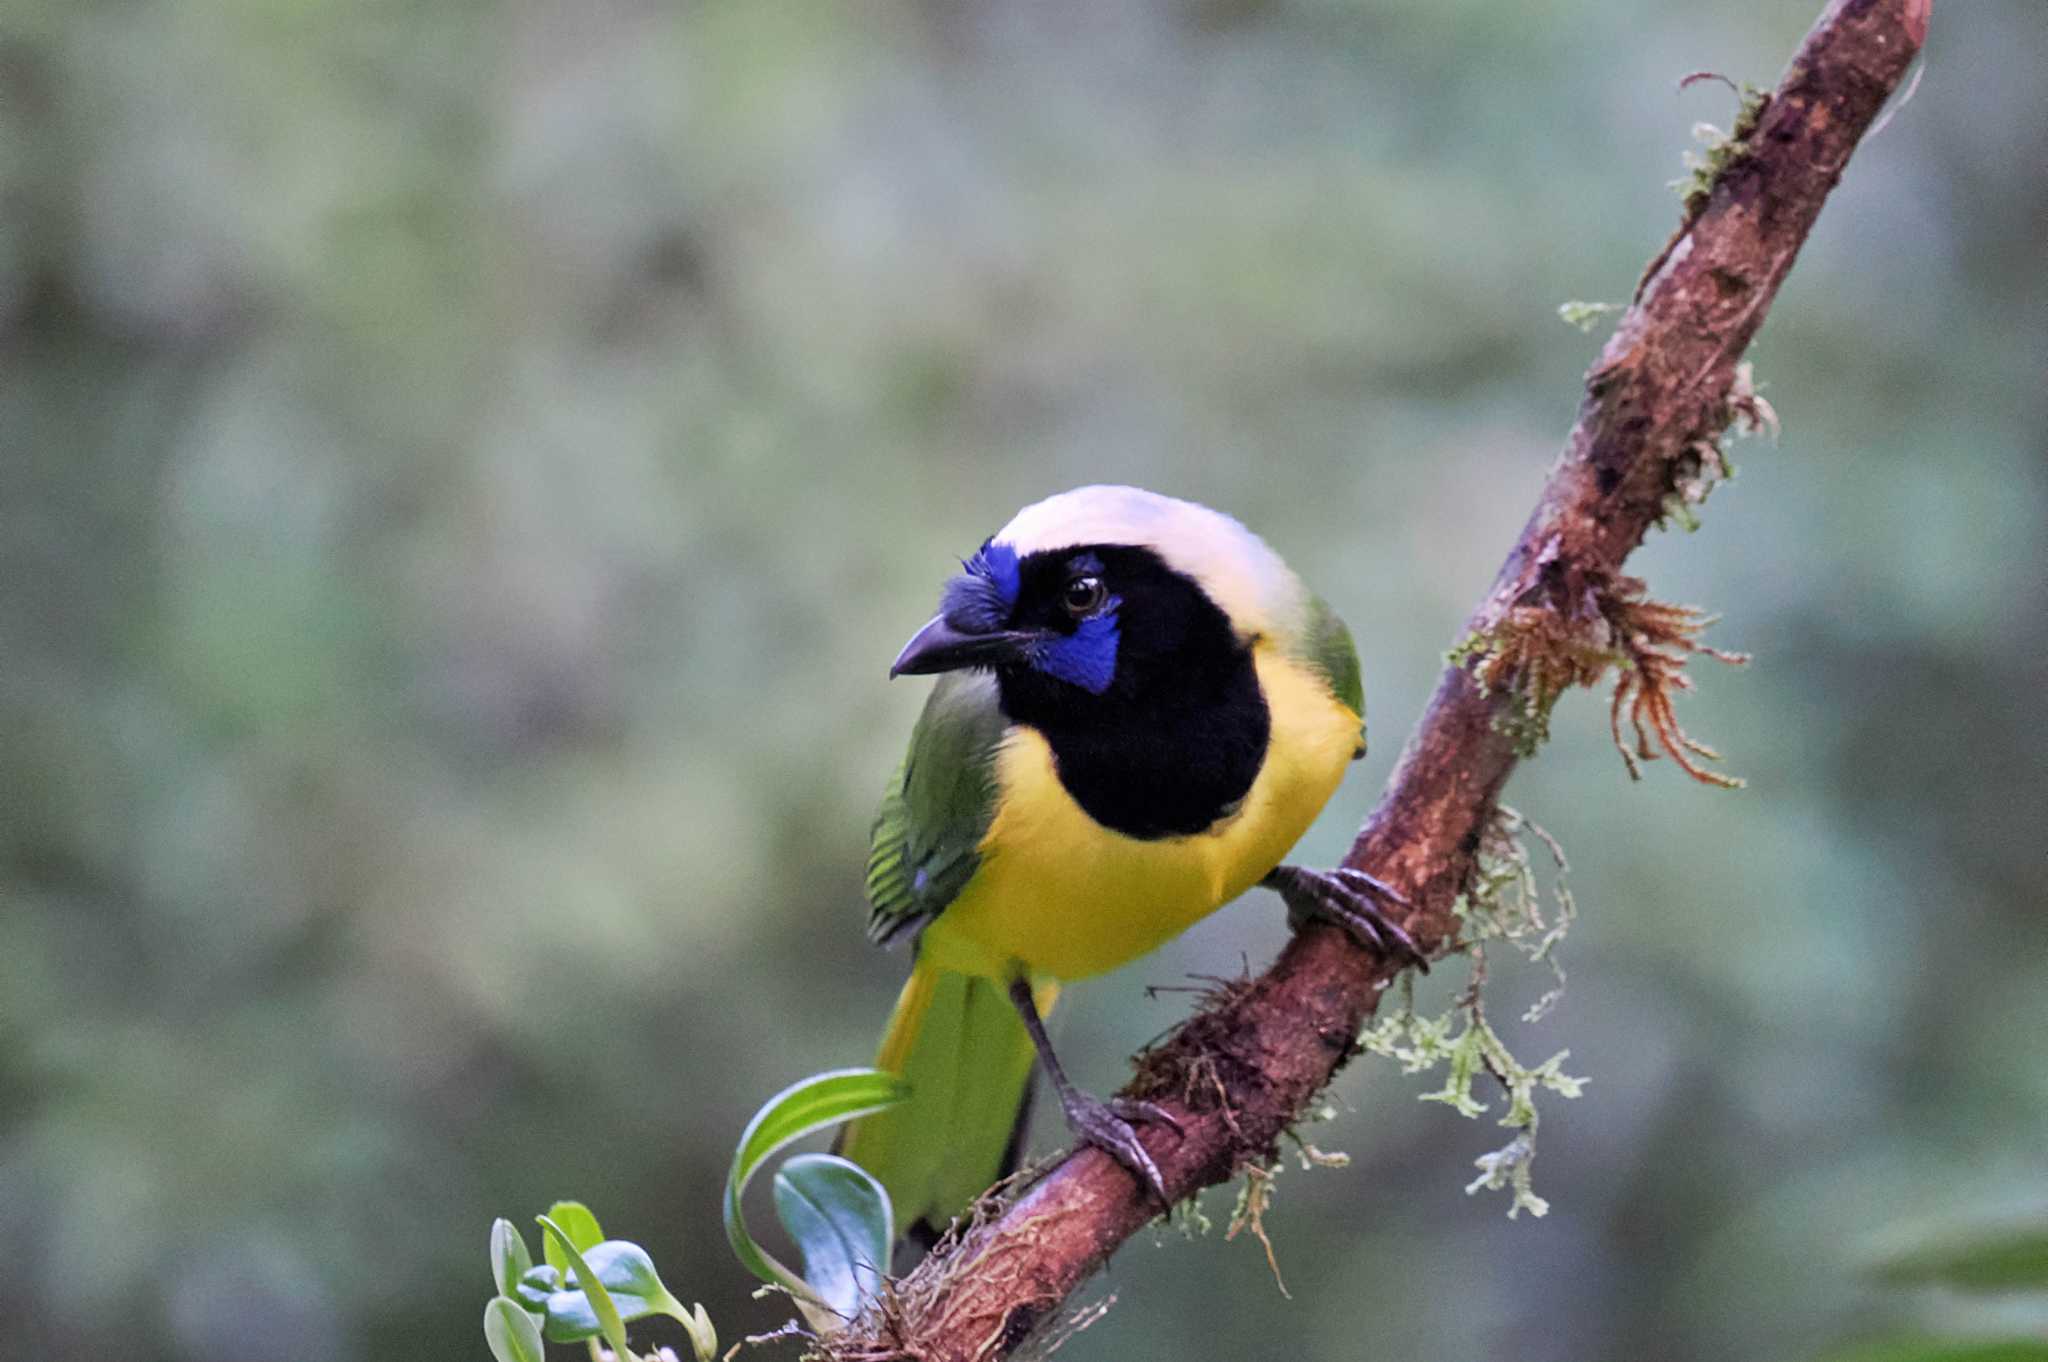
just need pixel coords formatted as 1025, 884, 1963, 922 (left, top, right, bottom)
1030, 601, 1120, 694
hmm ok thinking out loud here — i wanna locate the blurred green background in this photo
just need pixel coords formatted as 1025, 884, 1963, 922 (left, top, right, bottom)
3, 1, 2043, 1359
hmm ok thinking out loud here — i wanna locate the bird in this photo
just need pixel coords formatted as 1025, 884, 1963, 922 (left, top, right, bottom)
837, 485, 1414, 1242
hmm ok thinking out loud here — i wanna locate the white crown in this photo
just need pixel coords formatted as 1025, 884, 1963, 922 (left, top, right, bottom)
993, 486, 1307, 644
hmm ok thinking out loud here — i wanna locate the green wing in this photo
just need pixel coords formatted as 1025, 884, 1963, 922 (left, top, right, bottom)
852, 672, 1036, 1238
1296, 593, 1368, 755
864, 671, 1009, 944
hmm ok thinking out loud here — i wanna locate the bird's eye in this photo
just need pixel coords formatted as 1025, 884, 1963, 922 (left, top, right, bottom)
1062, 575, 1107, 616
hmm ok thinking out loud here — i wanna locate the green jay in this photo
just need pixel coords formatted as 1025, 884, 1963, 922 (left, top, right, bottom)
840, 485, 1412, 1240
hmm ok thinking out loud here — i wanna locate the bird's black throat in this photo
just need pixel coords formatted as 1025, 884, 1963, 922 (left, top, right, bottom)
993, 546, 1269, 840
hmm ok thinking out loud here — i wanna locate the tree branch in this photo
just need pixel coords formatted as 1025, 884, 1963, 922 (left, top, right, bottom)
844, 2, 1928, 1355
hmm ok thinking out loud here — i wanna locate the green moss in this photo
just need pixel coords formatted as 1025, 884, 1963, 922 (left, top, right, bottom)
1447, 629, 1552, 756
1672, 83, 1771, 217
1490, 702, 1556, 759
1449, 616, 1622, 759
1556, 299, 1621, 332
1659, 490, 1704, 533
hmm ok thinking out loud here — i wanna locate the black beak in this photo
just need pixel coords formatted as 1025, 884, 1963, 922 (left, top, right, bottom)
889, 616, 1041, 677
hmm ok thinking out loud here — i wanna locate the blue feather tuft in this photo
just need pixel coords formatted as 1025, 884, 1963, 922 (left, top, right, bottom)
970, 541, 1021, 602
941, 540, 1021, 632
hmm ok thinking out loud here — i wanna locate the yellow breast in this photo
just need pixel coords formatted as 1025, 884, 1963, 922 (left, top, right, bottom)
917, 646, 1362, 982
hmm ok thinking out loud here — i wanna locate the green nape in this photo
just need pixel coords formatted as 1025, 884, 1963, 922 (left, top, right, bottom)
836, 960, 1053, 1241
1298, 593, 1367, 751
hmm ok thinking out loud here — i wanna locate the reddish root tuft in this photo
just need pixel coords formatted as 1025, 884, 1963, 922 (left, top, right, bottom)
1602, 580, 1749, 787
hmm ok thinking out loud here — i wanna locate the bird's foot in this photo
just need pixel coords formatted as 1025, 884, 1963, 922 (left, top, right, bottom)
1266, 864, 1428, 969
1058, 1089, 1182, 1206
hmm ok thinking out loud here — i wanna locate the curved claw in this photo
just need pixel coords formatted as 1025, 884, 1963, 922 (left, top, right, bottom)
1330, 865, 1412, 908
1109, 1096, 1185, 1137
1266, 864, 1429, 970
1062, 1092, 1172, 1206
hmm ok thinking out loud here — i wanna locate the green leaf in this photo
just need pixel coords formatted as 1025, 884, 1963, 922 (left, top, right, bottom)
514, 1264, 561, 1314
491, 1218, 534, 1298
523, 1241, 717, 1354
540, 1201, 603, 1283
484, 1296, 546, 1362
539, 1240, 685, 1341
582, 1240, 673, 1310
543, 1288, 619, 1344
1811, 1338, 2048, 1362
530, 1232, 717, 1353
538, 1293, 602, 1343
722, 1068, 909, 1301
538, 1216, 634, 1362
1871, 1223, 2048, 1293
772, 1153, 894, 1319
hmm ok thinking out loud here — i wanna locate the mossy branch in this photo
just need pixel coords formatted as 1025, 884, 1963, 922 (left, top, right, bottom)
830, 2, 1928, 1356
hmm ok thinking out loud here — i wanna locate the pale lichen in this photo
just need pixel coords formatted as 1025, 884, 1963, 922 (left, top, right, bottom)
1459, 806, 1577, 1023
1359, 807, 1587, 1218
1658, 361, 1779, 532
1285, 1124, 1351, 1173
1164, 1192, 1214, 1242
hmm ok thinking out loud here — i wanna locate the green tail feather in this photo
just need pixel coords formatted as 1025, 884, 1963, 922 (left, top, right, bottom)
836, 960, 1053, 1241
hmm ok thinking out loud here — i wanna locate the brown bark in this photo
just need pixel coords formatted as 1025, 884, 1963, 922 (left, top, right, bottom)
844, 1, 1928, 1355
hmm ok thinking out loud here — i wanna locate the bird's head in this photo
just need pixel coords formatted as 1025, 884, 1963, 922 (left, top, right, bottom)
889, 486, 1305, 715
